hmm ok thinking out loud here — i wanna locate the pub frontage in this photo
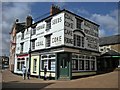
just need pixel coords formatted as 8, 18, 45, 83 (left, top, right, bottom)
14, 5, 100, 80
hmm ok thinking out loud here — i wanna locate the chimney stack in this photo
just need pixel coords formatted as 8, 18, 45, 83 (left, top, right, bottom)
26, 15, 33, 27
50, 4, 61, 15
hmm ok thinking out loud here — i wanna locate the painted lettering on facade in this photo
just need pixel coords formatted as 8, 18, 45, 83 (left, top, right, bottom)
65, 13, 74, 21
37, 24, 45, 30
64, 37, 73, 45
52, 36, 62, 43
52, 17, 62, 25
64, 29, 73, 36
64, 13, 74, 46
36, 41, 44, 46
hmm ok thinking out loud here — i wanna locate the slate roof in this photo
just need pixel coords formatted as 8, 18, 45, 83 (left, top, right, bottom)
101, 50, 120, 56
99, 34, 120, 46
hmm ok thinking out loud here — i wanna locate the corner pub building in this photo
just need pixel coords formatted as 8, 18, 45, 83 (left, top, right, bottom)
14, 5, 100, 80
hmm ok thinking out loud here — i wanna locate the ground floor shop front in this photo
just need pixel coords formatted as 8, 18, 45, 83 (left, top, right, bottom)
14, 53, 30, 74
29, 47, 99, 80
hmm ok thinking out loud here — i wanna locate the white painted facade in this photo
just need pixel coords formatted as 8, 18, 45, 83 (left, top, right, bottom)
14, 27, 31, 74
30, 11, 99, 52
14, 10, 99, 76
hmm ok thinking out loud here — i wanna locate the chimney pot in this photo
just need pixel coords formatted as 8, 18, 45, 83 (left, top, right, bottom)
50, 4, 61, 15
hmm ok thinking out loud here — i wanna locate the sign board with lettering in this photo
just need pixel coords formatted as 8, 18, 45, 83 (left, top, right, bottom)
51, 30, 64, 47
64, 12, 75, 46
35, 36, 45, 50
51, 13, 64, 32
36, 22, 46, 36
84, 20, 99, 51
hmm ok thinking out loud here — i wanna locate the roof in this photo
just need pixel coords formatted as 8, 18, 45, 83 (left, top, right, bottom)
10, 22, 26, 34
101, 50, 120, 56
15, 9, 99, 33
34, 9, 99, 27
16, 22, 26, 33
99, 34, 120, 46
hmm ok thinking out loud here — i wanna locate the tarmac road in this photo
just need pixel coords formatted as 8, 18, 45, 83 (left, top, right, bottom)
2, 69, 119, 90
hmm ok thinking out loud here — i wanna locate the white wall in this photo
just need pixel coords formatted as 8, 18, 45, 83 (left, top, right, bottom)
16, 28, 31, 54
31, 12, 65, 51
64, 11, 99, 52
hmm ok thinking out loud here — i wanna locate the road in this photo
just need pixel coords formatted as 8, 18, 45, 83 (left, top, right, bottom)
2, 69, 119, 90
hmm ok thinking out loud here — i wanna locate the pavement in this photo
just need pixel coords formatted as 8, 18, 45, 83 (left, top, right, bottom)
2, 69, 119, 90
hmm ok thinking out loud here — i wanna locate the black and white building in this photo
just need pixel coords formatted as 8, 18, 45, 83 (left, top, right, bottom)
14, 5, 100, 80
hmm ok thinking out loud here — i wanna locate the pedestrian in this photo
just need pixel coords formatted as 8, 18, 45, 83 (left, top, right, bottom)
27, 68, 30, 79
22, 66, 26, 80
44, 65, 47, 80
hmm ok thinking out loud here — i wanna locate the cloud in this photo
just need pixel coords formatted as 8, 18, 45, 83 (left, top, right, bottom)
2, 2, 32, 56
75, 7, 118, 37
90, 10, 118, 37
76, 8, 90, 17
99, 29, 106, 37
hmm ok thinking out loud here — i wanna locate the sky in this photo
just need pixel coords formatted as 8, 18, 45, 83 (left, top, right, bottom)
1, 1, 119, 56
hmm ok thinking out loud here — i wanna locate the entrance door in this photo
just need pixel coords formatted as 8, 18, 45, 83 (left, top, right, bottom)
58, 53, 69, 78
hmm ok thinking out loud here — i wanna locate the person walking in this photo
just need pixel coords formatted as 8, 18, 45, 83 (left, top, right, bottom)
22, 66, 26, 80
44, 65, 47, 80
27, 68, 30, 79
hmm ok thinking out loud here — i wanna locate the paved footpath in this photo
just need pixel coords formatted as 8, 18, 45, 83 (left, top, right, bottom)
2, 69, 119, 89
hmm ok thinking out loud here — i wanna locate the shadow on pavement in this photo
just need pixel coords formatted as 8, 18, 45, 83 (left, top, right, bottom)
2, 82, 54, 90
72, 70, 116, 80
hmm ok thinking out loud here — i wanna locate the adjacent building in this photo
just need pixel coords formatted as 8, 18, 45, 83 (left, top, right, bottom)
9, 19, 26, 72
98, 34, 120, 71
14, 5, 100, 80
0, 56, 9, 69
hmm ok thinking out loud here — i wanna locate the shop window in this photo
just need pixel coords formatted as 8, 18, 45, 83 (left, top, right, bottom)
17, 62, 20, 70
48, 60, 51, 70
51, 60, 55, 71
49, 54, 55, 58
91, 56, 95, 60
79, 60, 84, 70
41, 59, 55, 71
48, 59, 55, 71
91, 61, 95, 70
33, 59, 37, 72
72, 59, 78, 70
85, 60, 90, 70
41, 60, 47, 70
17, 60, 24, 71
42, 55, 47, 59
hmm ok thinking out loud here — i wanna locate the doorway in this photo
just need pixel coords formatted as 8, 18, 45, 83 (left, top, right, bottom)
57, 52, 70, 79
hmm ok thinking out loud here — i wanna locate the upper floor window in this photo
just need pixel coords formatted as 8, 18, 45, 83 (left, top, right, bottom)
76, 18, 83, 29
74, 34, 84, 47
21, 31, 24, 40
32, 28, 36, 35
20, 43, 24, 52
46, 18, 52, 31
45, 35, 51, 47
31, 39, 36, 50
